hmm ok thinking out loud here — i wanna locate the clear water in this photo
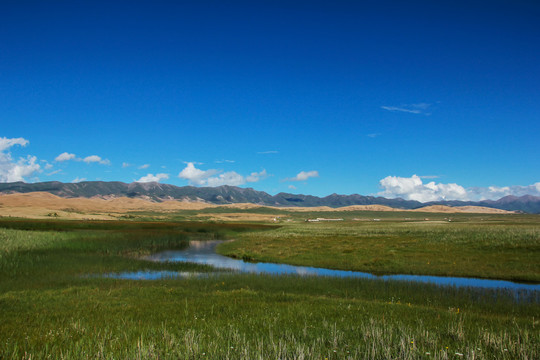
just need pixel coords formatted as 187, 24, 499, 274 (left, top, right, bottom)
135, 240, 540, 292
103, 271, 205, 280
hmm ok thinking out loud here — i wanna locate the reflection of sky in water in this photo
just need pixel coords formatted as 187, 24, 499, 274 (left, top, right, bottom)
105, 271, 204, 280
144, 241, 540, 292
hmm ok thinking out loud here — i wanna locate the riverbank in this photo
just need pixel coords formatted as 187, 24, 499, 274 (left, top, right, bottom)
141, 240, 540, 292
218, 218, 540, 282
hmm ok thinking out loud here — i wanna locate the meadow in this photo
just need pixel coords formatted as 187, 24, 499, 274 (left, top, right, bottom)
0, 215, 539, 359
218, 214, 540, 282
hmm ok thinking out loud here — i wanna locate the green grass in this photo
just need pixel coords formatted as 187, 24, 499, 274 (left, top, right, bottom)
218, 217, 540, 282
0, 218, 539, 359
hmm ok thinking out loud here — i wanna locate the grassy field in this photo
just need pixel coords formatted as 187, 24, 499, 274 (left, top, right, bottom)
218, 214, 540, 282
0, 217, 539, 359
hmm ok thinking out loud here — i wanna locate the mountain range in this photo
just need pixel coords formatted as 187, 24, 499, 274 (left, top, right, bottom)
1, 181, 539, 213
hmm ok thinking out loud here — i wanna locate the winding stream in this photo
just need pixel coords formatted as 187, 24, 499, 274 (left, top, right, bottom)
110, 240, 540, 292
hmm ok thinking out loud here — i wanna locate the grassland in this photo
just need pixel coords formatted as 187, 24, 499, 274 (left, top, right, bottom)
0, 217, 539, 359
218, 213, 540, 282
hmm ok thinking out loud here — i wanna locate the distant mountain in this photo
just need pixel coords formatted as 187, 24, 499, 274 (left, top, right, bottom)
421, 195, 540, 214
485, 195, 540, 213
1, 181, 539, 213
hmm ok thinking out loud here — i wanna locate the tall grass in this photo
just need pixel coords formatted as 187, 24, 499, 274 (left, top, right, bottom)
1, 274, 538, 359
0, 219, 538, 359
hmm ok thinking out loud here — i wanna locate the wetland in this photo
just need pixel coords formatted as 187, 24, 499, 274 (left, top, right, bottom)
0, 213, 539, 359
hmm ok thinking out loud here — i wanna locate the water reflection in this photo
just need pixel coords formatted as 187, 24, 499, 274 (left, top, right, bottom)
143, 240, 540, 291
104, 271, 205, 280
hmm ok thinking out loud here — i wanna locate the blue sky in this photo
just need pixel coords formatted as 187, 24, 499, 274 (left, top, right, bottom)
1, 0, 539, 201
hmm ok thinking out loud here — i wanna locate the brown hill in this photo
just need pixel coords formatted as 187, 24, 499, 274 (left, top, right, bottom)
0, 192, 514, 220
0, 192, 216, 219
413, 205, 514, 214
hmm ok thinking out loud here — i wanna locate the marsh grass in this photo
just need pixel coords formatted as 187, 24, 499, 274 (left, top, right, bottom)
1, 274, 538, 359
218, 219, 540, 281
0, 219, 538, 359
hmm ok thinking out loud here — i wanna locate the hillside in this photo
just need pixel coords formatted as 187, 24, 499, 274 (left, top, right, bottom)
0, 192, 516, 221
0, 181, 539, 213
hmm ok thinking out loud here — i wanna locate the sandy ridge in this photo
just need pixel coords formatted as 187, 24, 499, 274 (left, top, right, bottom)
0, 192, 514, 220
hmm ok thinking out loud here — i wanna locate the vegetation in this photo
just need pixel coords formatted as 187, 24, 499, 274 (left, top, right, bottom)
0, 217, 538, 359
218, 215, 540, 282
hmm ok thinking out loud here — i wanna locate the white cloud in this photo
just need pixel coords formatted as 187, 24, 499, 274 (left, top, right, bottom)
378, 175, 540, 202
0, 155, 40, 183
83, 155, 110, 165
381, 103, 432, 115
246, 169, 268, 183
138, 164, 150, 169
0, 137, 40, 183
178, 162, 268, 187
206, 172, 245, 187
378, 175, 467, 202
381, 106, 421, 114
122, 162, 132, 168
47, 169, 62, 176
55, 152, 110, 165
178, 162, 219, 186
136, 173, 169, 183
55, 152, 76, 162
72, 177, 86, 183
469, 183, 540, 200
288, 185, 297, 190
53, 151, 113, 165
83, 155, 101, 163
215, 159, 235, 164
0, 137, 28, 152
286, 170, 319, 182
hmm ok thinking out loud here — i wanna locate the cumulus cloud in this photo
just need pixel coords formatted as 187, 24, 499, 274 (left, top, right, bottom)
72, 177, 86, 183
469, 183, 540, 200
0, 137, 40, 183
286, 170, 319, 182
178, 162, 268, 187
55, 152, 76, 162
378, 175, 540, 202
136, 173, 169, 183
378, 175, 468, 202
83, 155, 110, 165
0, 155, 40, 183
206, 172, 246, 187
178, 162, 220, 186
83, 155, 101, 163
0, 137, 29, 151
138, 164, 150, 169
246, 169, 268, 183
55, 152, 111, 165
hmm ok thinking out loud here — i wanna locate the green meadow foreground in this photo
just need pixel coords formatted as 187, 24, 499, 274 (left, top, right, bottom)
0, 214, 539, 359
